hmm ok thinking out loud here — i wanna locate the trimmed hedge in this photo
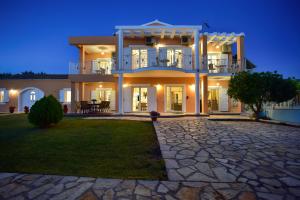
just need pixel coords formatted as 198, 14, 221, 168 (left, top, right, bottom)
28, 95, 63, 128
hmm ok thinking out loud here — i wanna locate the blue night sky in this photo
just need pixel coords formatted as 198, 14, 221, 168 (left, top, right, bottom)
0, 0, 299, 78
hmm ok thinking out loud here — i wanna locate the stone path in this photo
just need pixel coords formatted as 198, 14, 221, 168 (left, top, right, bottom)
0, 172, 253, 200
1, 117, 300, 199
154, 117, 300, 199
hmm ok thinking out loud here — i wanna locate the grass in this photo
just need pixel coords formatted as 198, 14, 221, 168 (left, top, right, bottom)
0, 114, 166, 180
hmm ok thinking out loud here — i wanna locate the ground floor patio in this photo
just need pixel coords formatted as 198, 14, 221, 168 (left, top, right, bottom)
1, 117, 299, 199
70, 77, 242, 115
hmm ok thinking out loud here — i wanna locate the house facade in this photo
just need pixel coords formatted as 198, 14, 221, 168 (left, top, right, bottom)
0, 20, 245, 114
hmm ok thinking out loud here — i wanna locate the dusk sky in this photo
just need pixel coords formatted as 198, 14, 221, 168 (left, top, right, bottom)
0, 0, 299, 78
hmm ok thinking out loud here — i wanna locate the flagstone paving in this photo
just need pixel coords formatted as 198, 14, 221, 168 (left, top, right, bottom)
154, 117, 300, 199
1, 117, 300, 199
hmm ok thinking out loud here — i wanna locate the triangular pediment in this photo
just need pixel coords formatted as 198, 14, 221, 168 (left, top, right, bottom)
142, 20, 172, 26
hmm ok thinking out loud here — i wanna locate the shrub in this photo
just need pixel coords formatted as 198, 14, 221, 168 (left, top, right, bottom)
28, 95, 63, 128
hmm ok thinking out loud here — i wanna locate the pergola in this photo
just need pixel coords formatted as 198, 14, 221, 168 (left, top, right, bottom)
202, 32, 245, 46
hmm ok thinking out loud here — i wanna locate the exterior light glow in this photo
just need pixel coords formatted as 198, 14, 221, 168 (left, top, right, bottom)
216, 82, 220, 86
155, 84, 162, 90
189, 84, 195, 92
155, 44, 165, 49
216, 45, 220, 49
9, 89, 18, 95
123, 84, 129, 88
99, 84, 103, 88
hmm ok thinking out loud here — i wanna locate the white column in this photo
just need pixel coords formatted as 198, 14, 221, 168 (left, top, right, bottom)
118, 29, 123, 71
194, 29, 201, 115
117, 29, 124, 114
118, 73, 123, 114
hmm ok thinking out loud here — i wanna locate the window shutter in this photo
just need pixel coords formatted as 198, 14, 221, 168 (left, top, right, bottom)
110, 90, 116, 111
123, 87, 132, 112
92, 60, 98, 73
147, 48, 157, 67
91, 90, 97, 101
220, 54, 229, 72
59, 89, 64, 103
159, 48, 167, 66
4, 89, 9, 103
219, 87, 229, 111
148, 87, 157, 111
123, 47, 132, 70
183, 47, 192, 70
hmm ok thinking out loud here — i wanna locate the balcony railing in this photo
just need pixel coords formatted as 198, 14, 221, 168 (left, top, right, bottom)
206, 59, 246, 74
69, 60, 115, 75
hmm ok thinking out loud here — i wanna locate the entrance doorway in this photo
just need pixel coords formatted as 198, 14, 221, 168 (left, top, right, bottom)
132, 87, 148, 112
166, 86, 184, 112
208, 87, 220, 112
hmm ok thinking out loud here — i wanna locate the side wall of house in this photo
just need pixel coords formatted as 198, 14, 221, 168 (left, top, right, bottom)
0, 79, 71, 113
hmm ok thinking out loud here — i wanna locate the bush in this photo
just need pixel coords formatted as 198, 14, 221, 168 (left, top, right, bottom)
28, 95, 63, 128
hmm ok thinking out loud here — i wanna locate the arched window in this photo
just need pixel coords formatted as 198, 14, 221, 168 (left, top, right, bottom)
30, 91, 36, 101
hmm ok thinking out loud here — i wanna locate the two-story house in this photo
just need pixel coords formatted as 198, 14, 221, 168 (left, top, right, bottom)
0, 20, 245, 114
68, 20, 245, 114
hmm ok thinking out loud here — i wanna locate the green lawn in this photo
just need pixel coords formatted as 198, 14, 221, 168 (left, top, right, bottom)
0, 114, 166, 180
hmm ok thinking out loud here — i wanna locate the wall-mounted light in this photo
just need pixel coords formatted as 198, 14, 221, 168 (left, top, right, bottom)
216, 82, 220, 86
155, 44, 165, 49
123, 84, 129, 88
99, 84, 103, 88
216, 45, 220, 49
155, 84, 162, 90
189, 84, 195, 92
9, 89, 18, 96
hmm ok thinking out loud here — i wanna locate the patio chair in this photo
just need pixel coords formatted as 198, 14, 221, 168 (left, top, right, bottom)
75, 101, 81, 113
103, 101, 110, 112
80, 101, 91, 114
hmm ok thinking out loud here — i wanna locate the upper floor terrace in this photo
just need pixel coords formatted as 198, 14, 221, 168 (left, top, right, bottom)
69, 20, 246, 77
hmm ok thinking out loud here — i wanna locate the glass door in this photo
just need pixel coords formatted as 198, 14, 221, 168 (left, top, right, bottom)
91, 88, 112, 102
132, 87, 148, 112
166, 86, 184, 112
132, 49, 148, 69
208, 87, 220, 112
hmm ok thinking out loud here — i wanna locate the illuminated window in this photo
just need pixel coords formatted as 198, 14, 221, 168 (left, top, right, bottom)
167, 49, 182, 68
132, 48, 148, 69
0, 90, 4, 102
30, 91, 36, 101
64, 90, 71, 103
60, 89, 71, 103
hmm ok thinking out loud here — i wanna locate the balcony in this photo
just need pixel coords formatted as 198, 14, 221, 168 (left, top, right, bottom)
120, 47, 194, 73
69, 59, 115, 75
206, 58, 245, 74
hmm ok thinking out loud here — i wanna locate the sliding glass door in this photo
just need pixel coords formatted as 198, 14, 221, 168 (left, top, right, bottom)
132, 87, 148, 112
132, 49, 148, 69
166, 86, 184, 112
208, 87, 220, 112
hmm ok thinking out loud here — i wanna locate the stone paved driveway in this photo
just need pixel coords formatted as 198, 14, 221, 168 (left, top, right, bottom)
154, 117, 300, 199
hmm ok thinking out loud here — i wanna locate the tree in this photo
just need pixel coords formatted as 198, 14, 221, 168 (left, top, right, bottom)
228, 71, 297, 120
28, 95, 63, 128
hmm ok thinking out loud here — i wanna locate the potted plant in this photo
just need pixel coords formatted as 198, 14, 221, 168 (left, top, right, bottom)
9, 106, 15, 113
63, 105, 68, 114
24, 106, 29, 114
150, 111, 160, 122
